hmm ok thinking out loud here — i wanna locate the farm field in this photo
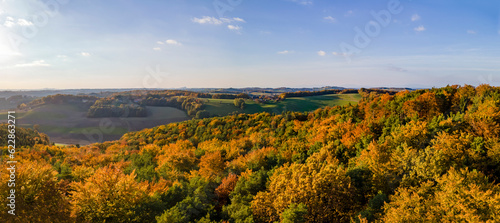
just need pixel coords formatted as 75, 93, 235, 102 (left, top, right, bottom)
0, 94, 360, 145
0, 104, 189, 145
204, 93, 361, 116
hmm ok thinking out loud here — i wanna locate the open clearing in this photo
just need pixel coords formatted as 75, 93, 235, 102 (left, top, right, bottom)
204, 93, 361, 116
0, 104, 189, 145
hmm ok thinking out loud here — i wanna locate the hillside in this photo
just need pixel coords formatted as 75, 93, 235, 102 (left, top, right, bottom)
0, 104, 190, 145
1, 91, 362, 145
204, 93, 361, 116
2, 85, 500, 222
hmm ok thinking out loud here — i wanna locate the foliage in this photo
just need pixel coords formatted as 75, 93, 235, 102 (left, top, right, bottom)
3, 85, 500, 222
70, 165, 149, 222
0, 161, 72, 223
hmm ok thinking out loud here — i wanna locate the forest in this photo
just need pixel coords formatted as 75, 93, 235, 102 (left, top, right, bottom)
1, 84, 500, 222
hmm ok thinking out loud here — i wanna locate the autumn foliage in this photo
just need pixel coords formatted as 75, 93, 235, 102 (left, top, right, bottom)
2, 84, 500, 222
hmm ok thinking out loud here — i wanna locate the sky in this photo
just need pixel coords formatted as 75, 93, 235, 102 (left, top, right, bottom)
0, 0, 499, 89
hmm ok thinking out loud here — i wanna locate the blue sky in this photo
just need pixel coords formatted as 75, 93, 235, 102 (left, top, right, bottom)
0, 0, 499, 89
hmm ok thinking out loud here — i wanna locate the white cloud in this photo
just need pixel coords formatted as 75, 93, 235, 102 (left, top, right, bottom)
317, 50, 326, 56
192, 16, 223, 25
15, 60, 50, 67
17, 19, 33, 26
81, 52, 91, 57
233, 17, 245, 23
192, 16, 245, 25
414, 25, 426, 32
156, 41, 164, 45
227, 25, 241, 30
323, 16, 336, 23
345, 10, 354, 16
411, 14, 421, 22
332, 52, 348, 56
467, 30, 476, 34
288, 0, 313, 5
3, 16, 34, 28
166, 39, 181, 45
277, 50, 291, 55
153, 47, 161, 51
3, 16, 15, 27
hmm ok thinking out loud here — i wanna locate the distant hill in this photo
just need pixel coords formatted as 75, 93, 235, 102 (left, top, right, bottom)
0, 89, 364, 145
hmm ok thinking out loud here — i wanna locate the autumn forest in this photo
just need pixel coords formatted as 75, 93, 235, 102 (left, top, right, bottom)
2, 84, 500, 222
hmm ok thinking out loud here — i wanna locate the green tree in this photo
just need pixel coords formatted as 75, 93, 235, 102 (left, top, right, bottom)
280, 203, 308, 223
234, 98, 246, 110
196, 110, 211, 119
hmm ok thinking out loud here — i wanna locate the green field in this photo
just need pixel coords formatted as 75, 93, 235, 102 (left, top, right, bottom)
0, 94, 360, 145
204, 93, 361, 116
1, 104, 189, 145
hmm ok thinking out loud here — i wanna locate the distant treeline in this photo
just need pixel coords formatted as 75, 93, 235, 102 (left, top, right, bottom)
211, 93, 250, 99
278, 88, 398, 99
87, 104, 148, 118
119, 90, 212, 99
140, 96, 204, 116
86, 92, 206, 118
27, 94, 98, 107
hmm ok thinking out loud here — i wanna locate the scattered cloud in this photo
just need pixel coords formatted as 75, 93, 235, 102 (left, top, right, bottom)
81, 52, 91, 57
287, 0, 313, 6
192, 16, 222, 25
156, 41, 164, 45
192, 16, 245, 25
153, 47, 161, 51
166, 39, 182, 45
233, 17, 245, 23
227, 25, 241, 31
345, 10, 354, 16
467, 30, 476, 35
15, 60, 50, 67
3, 16, 33, 28
192, 16, 246, 31
414, 25, 426, 32
17, 19, 32, 26
332, 52, 348, 56
323, 16, 336, 23
317, 50, 326, 56
277, 50, 291, 55
387, 65, 408, 72
411, 14, 421, 22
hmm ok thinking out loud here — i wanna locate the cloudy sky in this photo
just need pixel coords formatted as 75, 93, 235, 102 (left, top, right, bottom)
0, 0, 499, 89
